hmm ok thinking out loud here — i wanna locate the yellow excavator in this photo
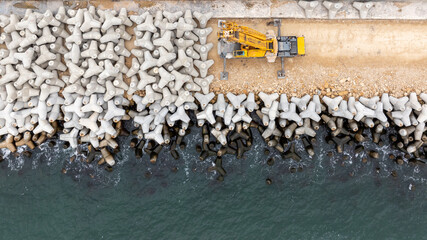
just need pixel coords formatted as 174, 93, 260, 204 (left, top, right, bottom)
217, 19, 305, 80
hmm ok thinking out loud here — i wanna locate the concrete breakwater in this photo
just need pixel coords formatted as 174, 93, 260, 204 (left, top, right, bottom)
0, 7, 425, 177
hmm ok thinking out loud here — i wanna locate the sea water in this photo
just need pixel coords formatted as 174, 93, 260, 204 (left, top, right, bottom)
0, 126, 425, 239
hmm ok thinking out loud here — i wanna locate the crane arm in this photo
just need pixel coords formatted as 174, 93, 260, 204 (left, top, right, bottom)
218, 21, 274, 51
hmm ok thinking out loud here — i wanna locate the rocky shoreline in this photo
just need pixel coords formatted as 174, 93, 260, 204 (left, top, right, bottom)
0, 7, 425, 179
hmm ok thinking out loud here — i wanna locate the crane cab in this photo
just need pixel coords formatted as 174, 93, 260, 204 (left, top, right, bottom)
277, 36, 305, 58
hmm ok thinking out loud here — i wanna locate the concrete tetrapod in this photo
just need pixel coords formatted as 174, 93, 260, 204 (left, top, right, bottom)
312, 95, 323, 114
267, 100, 279, 121
359, 96, 379, 110
194, 75, 213, 94
298, 1, 319, 18
130, 12, 150, 25
153, 30, 174, 52
259, 92, 279, 108
389, 96, 408, 111
417, 105, 427, 123
163, 11, 183, 23
196, 104, 216, 125
193, 27, 213, 45
145, 125, 165, 145
176, 17, 195, 38
295, 118, 316, 137
184, 10, 197, 28
353, 1, 374, 19
332, 100, 353, 120
59, 128, 79, 148
323, 1, 344, 19
243, 92, 258, 112
232, 106, 252, 123
381, 93, 393, 112
169, 105, 191, 124
195, 92, 215, 110
280, 103, 303, 126
291, 94, 311, 111
193, 12, 213, 28
227, 93, 247, 109
354, 101, 376, 122
391, 104, 412, 127
299, 101, 321, 122
279, 94, 289, 112
194, 59, 214, 78
322, 96, 342, 112
193, 43, 213, 62
135, 31, 154, 51
214, 94, 227, 114
409, 92, 422, 111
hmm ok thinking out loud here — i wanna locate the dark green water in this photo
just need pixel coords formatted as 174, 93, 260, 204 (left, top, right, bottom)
0, 127, 426, 240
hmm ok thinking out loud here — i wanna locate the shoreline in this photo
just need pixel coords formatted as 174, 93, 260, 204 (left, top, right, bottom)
0, 6, 425, 178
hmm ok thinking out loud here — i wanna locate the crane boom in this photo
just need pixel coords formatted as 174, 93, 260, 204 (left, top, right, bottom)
218, 21, 274, 52
219, 21, 268, 40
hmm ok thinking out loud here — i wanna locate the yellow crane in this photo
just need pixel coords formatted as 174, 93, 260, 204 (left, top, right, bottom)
217, 19, 305, 80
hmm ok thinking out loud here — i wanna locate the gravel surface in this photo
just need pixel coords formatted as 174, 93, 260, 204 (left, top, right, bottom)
208, 18, 427, 98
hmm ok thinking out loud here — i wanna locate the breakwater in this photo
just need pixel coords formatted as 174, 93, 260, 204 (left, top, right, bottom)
0, 7, 425, 179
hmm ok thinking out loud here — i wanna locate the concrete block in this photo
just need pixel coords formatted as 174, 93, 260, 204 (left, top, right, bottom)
323, 1, 344, 19
298, 1, 319, 18
353, 1, 374, 19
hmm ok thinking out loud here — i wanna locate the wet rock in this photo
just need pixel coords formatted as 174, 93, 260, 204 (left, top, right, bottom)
170, 149, 179, 160
97, 158, 105, 165
267, 157, 275, 166
369, 151, 379, 159
23, 151, 32, 158
212, 157, 226, 176
113, 147, 120, 154
130, 138, 138, 148
217, 175, 224, 182
355, 145, 364, 153
302, 137, 314, 156
396, 156, 404, 165
150, 152, 158, 164
283, 143, 301, 161
105, 165, 113, 172
48, 141, 56, 148
266, 178, 272, 185
332, 136, 350, 153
